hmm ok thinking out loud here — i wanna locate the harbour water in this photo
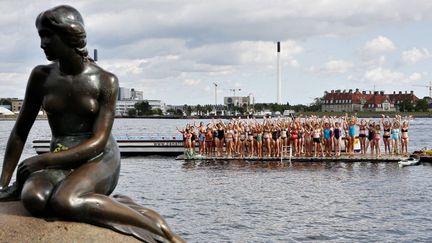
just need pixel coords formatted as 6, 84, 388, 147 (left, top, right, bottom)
1, 118, 432, 242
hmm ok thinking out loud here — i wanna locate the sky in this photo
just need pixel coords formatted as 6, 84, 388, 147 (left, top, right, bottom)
1, 0, 432, 106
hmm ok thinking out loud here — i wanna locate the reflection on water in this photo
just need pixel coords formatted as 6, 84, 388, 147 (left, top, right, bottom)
1, 118, 432, 242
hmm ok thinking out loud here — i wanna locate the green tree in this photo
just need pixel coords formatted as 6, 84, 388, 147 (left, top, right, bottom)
415, 98, 429, 112
399, 100, 414, 112
153, 108, 163, 115
134, 101, 152, 115
0, 98, 11, 106
127, 108, 137, 117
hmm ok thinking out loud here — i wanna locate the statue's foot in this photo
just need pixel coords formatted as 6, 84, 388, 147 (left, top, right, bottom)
0, 182, 20, 202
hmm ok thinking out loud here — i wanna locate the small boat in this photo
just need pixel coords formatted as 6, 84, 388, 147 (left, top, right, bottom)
398, 156, 421, 167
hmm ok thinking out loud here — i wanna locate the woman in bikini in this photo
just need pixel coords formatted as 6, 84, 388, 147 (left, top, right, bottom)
224, 123, 235, 157
358, 119, 368, 155
312, 123, 323, 157
205, 124, 214, 157
373, 124, 381, 157
263, 120, 272, 157
303, 123, 313, 157
401, 117, 411, 155
381, 115, 392, 155
279, 120, 289, 157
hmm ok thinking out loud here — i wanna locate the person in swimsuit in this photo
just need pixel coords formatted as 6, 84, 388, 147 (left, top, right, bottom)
373, 124, 381, 157
333, 121, 342, 157
198, 122, 206, 155
381, 115, 392, 155
225, 123, 235, 157
298, 121, 305, 156
0, 5, 183, 242
205, 125, 214, 157
303, 123, 313, 157
279, 121, 289, 157
358, 119, 367, 155
401, 116, 411, 156
271, 124, 280, 157
214, 121, 225, 157
237, 123, 246, 158
263, 120, 272, 157
391, 120, 401, 155
255, 123, 263, 158
190, 125, 197, 154
346, 114, 357, 155
323, 122, 333, 157
367, 122, 375, 155
312, 123, 323, 157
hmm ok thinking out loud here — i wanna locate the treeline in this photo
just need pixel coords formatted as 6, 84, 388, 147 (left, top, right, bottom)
126, 101, 163, 116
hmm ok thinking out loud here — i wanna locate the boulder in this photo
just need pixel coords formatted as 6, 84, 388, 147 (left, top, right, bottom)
0, 201, 140, 242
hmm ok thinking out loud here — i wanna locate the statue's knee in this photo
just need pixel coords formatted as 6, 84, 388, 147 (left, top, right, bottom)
50, 192, 80, 218
21, 180, 52, 216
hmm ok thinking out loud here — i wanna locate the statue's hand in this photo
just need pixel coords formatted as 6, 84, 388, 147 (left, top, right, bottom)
17, 157, 46, 181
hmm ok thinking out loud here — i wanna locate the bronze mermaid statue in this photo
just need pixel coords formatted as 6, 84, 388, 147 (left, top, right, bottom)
0, 5, 184, 243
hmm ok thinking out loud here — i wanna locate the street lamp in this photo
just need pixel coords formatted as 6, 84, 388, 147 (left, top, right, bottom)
213, 82, 218, 112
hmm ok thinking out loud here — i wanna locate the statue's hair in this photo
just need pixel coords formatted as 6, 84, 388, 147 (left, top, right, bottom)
36, 5, 89, 58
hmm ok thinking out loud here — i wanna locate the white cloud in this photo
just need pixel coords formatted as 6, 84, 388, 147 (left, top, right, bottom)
323, 59, 354, 73
363, 36, 396, 53
183, 79, 201, 86
364, 67, 405, 84
402, 47, 431, 64
409, 72, 423, 81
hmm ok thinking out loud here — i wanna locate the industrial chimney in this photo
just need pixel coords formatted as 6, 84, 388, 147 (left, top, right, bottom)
277, 41, 281, 105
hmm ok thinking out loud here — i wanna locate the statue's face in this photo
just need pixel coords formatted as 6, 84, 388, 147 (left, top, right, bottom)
37, 25, 69, 61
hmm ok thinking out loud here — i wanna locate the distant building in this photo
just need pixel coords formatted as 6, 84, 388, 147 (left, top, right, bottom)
118, 87, 143, 100
321, 89, 418, 112
115, 99, 166, 116
116, 100, 137, 116
116, 87, 164, 115
11, 99, 23, 113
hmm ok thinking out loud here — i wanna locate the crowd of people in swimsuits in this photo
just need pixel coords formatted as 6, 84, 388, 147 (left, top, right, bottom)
176, 114, 412, 158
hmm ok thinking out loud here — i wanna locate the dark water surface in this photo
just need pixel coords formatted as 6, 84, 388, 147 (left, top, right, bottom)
1, 118, 432, 242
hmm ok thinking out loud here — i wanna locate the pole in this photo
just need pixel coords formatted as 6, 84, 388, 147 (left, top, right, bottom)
213, 82, 218, 111
430, 80, 432, 98
277, 41, 281, 105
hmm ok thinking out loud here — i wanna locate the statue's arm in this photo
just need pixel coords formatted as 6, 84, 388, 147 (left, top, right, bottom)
41, 73, 119, 169
0, 67, 44, 188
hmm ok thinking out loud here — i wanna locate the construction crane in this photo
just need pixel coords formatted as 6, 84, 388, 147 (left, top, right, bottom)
413, 81, 432, 98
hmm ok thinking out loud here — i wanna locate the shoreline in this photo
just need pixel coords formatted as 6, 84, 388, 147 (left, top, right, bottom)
1, 111, 431, 121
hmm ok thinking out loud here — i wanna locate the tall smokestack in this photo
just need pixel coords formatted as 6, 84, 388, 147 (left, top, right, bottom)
93, 49, 98, 62
277, 41, 281, 104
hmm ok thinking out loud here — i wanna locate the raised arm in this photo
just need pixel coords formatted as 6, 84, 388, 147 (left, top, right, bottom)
0, 66, 44, 188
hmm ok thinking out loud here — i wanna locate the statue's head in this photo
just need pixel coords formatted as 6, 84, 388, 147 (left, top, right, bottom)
35, 5, 88, 59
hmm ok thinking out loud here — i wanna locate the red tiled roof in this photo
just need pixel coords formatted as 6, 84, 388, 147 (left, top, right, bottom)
363, 95, 391, 108
324, 90, 419, 105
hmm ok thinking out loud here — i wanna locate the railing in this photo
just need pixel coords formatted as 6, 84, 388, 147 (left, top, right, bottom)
280, 144, 292, 163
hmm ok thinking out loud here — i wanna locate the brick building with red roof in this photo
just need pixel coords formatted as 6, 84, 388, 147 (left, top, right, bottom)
321, 89, 418, 112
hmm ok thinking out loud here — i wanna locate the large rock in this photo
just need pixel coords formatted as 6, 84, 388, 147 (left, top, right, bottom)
0, 201, 140, 242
